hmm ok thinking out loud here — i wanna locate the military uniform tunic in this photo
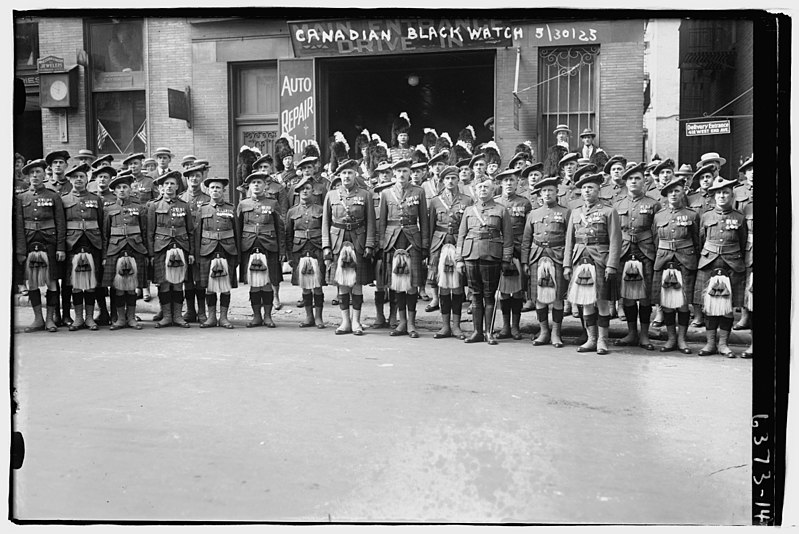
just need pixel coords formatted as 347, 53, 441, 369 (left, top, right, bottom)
615, 194, 661, 298
564, 201, 622, 301
102, 198, 149, 288
179, 188, 211, 285
521, 202, 570, 302
286, 202, 326, 286
263, 178, 290, 223
46, 177, 72, 196
146, 196, 195, 284
323, 185, 377, 286
130, 173, 156, 204
378, 183, 429, 288
195, 200, 240, 289
237, 194, 284, 286
456, 199, 514, 296
288, 175, 328, 208
62, 189, 104, 287
693, 206, 748, 308
687, 188, 715, 214
650, 205, 700, 306
17, 186, 67, 282
427, 190, 473, 285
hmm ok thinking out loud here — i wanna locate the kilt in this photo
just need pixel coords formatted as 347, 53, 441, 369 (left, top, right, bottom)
197, 247, 239, 290
102, 245, 148, 288
618, 250, 654, 301
65, 243, 102, 288
570, 251, 619, 302
240, 248, 282, 286
386, 232, 424, 288
528, 255, 567, 303
651, 261, 696, 307
333, 250, 373, 286
466, 259, 501, 297
25, 240, 62, 284
693, 257, 746, 308
427, 233, 459, 285
152, 246, 190, 285
290, 242, 326, 286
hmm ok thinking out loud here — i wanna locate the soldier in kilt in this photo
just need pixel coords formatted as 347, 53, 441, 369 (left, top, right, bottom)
563, 171, 622, 354
694, 175, 748, 358
322, 160, 376, 335
370, 172, 394, 329
378, 159, 429, 338
43, 150, 72, 326
16, 159, 66, 332
146, 170, 195, 328
61, 164, 104, 331
253, 153, 290, 311
179, 164, 211, 323
195, 177, 239, 329
237, 171, 285, 328
736, 156, 753, 357
286, 175, 327, 328
651, 177, 700, 353
103, 173, 149, 330
521, 176, 570, 348
493, 168, 532, 340
456, 179, 514, 345
612, 163, 661, 351
83, 162, 117, 326
428, 165, 472, 339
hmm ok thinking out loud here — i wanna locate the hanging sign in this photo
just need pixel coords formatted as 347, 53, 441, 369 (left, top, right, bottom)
686, 119, 731, 136
278, 58, 316, 154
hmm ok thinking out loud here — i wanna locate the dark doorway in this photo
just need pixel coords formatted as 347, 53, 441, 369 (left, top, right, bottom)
319, 50, 495, 156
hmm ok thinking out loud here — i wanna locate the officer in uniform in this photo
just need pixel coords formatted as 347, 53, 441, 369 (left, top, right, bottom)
421, 150, 450, 312
17, 159, 67, 332
103, 171, 149, 331
179, 164, 212, 323
564, 171, 622, 354
195, 177, 239, 329
693, 175, 747, 358
61, 163, 104, 331
733, 155, 753, 338
456, 178, 514, 345
612, 162, 661, 351
378, 158, 429, 338
238, 171, 285, 328
651, 176, 700, 353
493, 168, 532, 340
521, 176, 570, 348
147, 170, 195, 328
322, 159, 376, 335
427, 165, 473, 339
543, 124, 572, 178
370, 177, 395, 328
286, 174, 327, 328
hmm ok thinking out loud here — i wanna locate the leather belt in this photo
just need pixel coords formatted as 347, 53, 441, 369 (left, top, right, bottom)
243, 223, 275, 234
294, 228, 323, 239
110, 225, 141, 236
624, 229, 653, 243
333, 220, 365, 231
24, 220, 56, 230
576, 236, 608, 245
202, 229, 235, 240
435, 225, 457, 235
658, 239, 693, 251
703, 242, 741, 255
155, 227, 188, 237
387, 219, 417, 227
468, 229, 501, 239
66, 220, 99, 230
534, 238, 565, 247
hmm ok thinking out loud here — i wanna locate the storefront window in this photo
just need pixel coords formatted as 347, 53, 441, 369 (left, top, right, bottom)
94, 91, 147, 154
539, 45, 600, 148
15, 21, 38, 69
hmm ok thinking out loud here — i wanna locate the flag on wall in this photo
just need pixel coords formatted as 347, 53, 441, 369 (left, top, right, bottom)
97, 121, 110, 150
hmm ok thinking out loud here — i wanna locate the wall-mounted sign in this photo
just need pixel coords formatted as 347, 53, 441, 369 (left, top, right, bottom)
289, 18, 518, 57
686, 119, 731, 137
278, 58, 316, 155
37, 55, 65, 73
168, 87, 192, 128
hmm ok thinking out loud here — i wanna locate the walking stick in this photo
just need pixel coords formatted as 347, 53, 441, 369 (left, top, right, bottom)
490, 273, 503, 334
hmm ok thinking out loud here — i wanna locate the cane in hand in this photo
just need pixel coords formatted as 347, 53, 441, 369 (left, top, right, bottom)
489, 274, 503, 335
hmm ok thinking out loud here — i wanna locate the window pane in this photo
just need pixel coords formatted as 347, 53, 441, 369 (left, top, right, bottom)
94, 91, 146, 154
238, 67, 278, 116
15, 22, 38, 69
89, 21, 144, 89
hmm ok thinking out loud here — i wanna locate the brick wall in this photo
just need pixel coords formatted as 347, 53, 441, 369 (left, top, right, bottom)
599, 42, 645, 162
191, 59, 230, 185
495, 46, 539, 164
38, 18, 88, 160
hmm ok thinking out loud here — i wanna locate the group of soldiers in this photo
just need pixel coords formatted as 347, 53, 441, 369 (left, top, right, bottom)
13, 114, 754, 358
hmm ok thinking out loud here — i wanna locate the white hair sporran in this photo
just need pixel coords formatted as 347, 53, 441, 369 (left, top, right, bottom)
298, 255, 321, 290
703, 268, 733, 317
247, 250, 269, 288
536, 256, 557, 305
568, 260, 597, 306
620, 257, 646, 300
390, 248, 412, 293
660, 264, 684, 309
437, 244, 460, 289
335, 242, 358, 288
208, 255, 231, 294
113, 253, 138, 292
25, 248, 50, 288
71, 251, 96, 291
165, 247, 187, 284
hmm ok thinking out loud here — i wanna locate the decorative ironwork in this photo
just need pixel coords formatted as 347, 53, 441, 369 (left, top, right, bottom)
539, 46, 599, 76
243, 130, 278, 156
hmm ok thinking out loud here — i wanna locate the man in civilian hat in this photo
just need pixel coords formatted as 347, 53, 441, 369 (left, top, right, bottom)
484, 116, 495, 135
74, 149, 97, 167
612, 162, 661, 351
378, 158, 429, 338
147, 170, 195, 328
543, 124, 572, 178
322, 159, 376, 335
45, 150, 72, 196
195, 176, 240, 329
179, 164, 212, 323
152, 147, 174, 177
578, 128, 608, 171
16, 158, 67, 332
696, 151, 727, 177
563, 170, 622, 354
142, 157, 157, 175
521, 174, 570, 347
694, 174, 747, 358
733, 156, 753, 341
181, 155, 197, 170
